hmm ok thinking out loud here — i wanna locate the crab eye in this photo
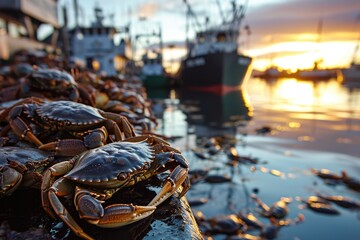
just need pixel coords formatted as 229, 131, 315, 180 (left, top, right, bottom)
117, 172, 128, 180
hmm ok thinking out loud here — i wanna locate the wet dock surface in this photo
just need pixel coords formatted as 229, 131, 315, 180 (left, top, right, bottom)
151, 77, 360, 239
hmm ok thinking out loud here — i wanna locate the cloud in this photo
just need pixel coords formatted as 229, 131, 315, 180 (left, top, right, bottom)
246, 0, 360, 47
135, 0, 183, 19
136, 2, 161, 18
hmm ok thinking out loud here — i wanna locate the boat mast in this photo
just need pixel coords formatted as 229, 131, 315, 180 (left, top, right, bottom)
229, 0, 249, 46
183, 0, 201, 52
351, 34, 360, 65
73, 0, 79, 28
350, 17, 360, 65
215, 0, 226, 24
314, 18, 323, 69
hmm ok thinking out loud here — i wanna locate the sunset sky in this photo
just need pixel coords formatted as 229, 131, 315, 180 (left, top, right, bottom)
59, 0, 360, 72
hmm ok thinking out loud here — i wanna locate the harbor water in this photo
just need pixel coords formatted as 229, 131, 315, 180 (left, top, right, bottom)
150, 77, 360, 239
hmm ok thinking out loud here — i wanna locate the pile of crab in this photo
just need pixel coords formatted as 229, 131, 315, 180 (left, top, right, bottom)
0, 50, 190, 240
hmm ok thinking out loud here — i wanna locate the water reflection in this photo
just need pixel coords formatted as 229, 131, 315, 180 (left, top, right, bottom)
151, 77, 360, 240
178, 89, 253, 138
250, 78, 360, 114
246, 78, 360, 157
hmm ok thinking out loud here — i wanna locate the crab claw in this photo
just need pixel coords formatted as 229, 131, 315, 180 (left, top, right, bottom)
0, 167, 22, 197
148, 165, 188, 207
75, 189, 156, 228
94, 204, 156, 228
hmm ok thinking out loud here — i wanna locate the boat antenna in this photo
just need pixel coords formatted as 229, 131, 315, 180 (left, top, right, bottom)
183, 0, 202, 50
215, 0, 226, 24
352, 32, 360, 64
350, 15, 360, 64
314, 18, 323, 69
73, 0, 79, 28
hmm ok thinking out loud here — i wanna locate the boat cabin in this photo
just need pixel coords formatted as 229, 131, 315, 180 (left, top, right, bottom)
189, 27, 238, 57
68, 6, 131, 75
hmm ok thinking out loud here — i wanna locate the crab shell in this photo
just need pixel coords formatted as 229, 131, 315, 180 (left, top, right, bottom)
0, 147, 53, 166
30, 68, 77, 91
36, 100, 107, 130
0, 147, 54, 196
64, 141, 155, 188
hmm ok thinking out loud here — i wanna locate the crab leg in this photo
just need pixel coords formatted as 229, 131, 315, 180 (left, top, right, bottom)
148, 164, 189, 207
40, 139, 88, 156
124, 135, 182, 154
101, 111, 136, 140
48, 189, 94, 240
9, 117, 43, 146
41, 160, 76, 218
40, 127, 108, 156
251, 194, 271, 213
124, 135, 170, 146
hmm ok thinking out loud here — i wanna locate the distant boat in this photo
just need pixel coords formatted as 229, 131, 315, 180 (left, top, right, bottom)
178, 0, 252, 94
135, 25, 169, 88
293, 60, 337, 80
339, 25, 360, 85
140, 51, 169, 88
293, 19, 337, 81
254, 66, 292, 80
339, 63, 360, 85
293, 69, 337, 81
67, 5, 131, 76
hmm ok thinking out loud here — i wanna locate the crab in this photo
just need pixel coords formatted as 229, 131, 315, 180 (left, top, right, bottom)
101, 80, 151, 115
41, 135, 190, 240
316, 193, 360, 209
206, 214, 248, 235
0, 68, 95, 106
95, 92, 158, 133
251, 194, 292, 219
0, 146, 55, 197
20, 68, 79, 100
296, 196, 340, 215
1, 97, 136, 156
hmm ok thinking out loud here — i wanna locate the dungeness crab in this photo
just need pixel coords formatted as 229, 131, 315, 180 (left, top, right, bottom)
24, 68, 95, 105
41, 135, 190, 240
1, 97, 136, 156
0, 147, 54, 197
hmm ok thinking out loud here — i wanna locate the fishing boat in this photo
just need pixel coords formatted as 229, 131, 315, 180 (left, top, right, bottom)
66, 3, 131, 76
135, 24, 169, 88
140, 51, 169, 88
339, 63, 360, 84
292, 19, 337, 81
178, 0, 252, 94
254, 66, 292, 80
293, 60, 337, 80
338, 28, 360, 85
0, 0, 59, 60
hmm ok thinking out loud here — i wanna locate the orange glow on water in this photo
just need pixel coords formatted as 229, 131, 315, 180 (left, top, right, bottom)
272, 79, 315, 111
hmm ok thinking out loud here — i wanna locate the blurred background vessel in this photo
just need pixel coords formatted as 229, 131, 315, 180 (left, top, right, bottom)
177, 0, 252, 94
